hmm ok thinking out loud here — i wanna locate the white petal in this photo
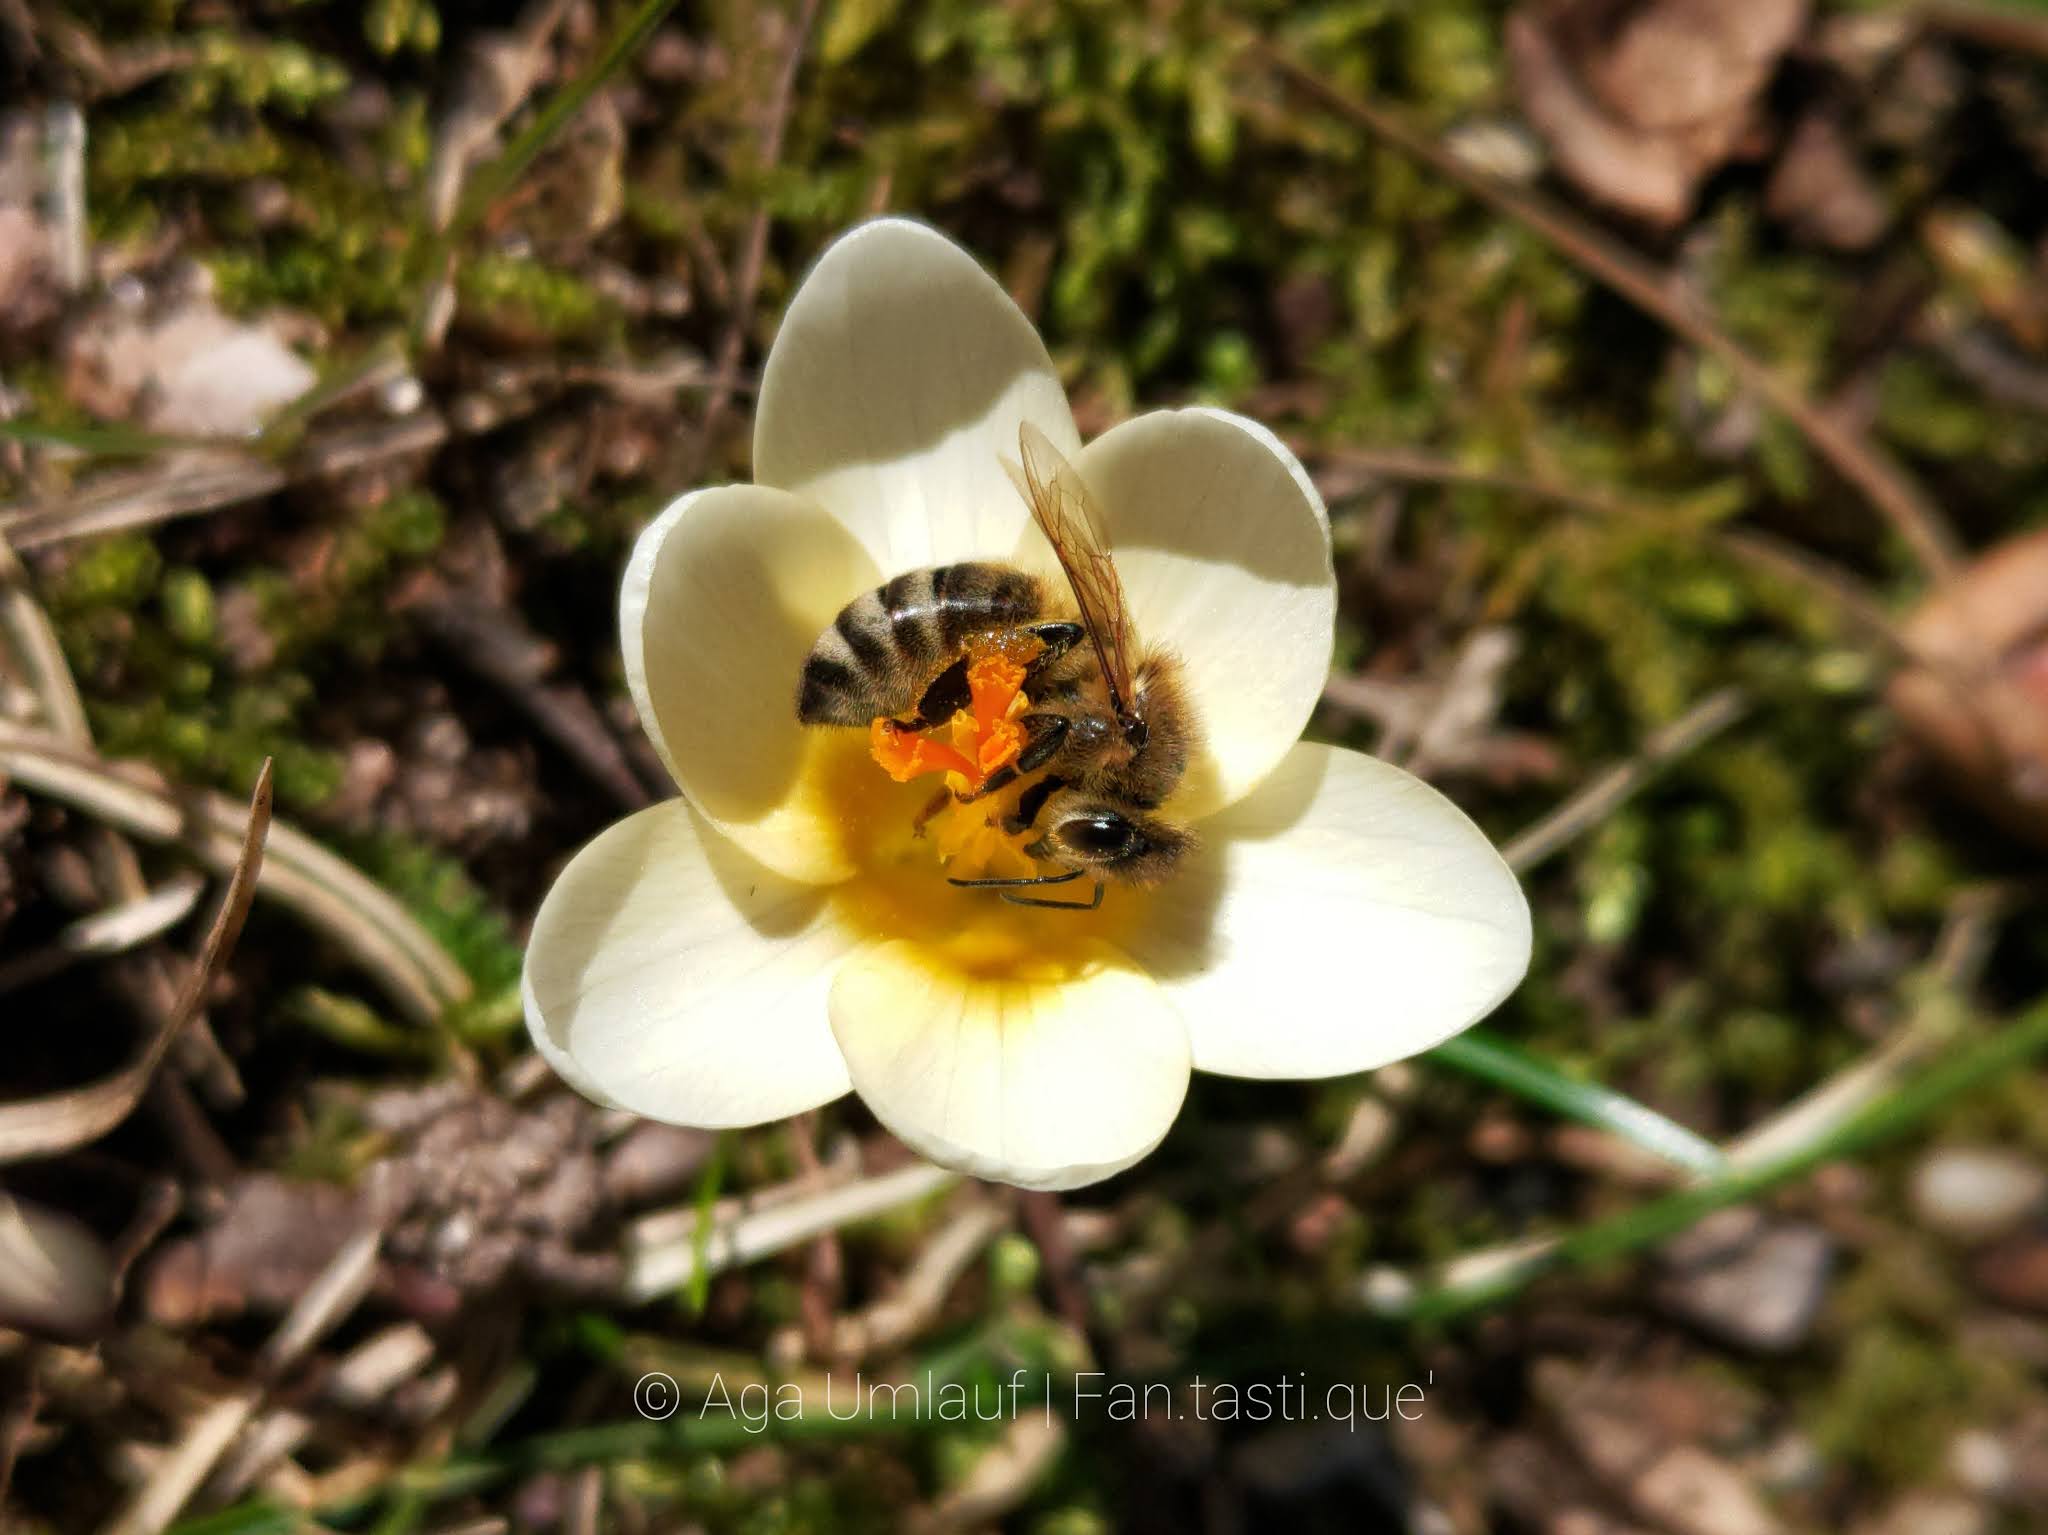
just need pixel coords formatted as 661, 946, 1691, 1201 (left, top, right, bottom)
829, 940, 1190, 1190
523, 798, 855, 1127
1124, 744, 1530, 1079
754, 218, 1080, 574
623, 482, 880, 884
1030, 408, 1334, 817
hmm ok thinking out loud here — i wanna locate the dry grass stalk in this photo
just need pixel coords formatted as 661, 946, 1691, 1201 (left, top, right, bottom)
0, 759, 271, 1165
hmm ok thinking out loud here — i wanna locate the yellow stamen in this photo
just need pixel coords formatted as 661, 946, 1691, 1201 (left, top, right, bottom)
929, 787, 1039, 882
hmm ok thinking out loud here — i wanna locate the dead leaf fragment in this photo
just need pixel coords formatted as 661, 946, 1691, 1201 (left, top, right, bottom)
142, 1175, 368, 1326
63, 291, 315, 438
1886, 528, 2048, 847
1767, 112, 1888, 250
0, 1190, 114, 1338
1510, 0, 1809, 225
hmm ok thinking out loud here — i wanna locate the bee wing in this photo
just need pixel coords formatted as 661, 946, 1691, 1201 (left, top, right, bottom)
1008, 421, 1139, 718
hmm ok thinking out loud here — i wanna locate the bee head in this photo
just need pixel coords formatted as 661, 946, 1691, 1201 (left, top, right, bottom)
1040, 801, 1191, 886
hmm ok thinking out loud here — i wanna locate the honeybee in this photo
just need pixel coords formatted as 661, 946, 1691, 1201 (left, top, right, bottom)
796, 423, 1199, 907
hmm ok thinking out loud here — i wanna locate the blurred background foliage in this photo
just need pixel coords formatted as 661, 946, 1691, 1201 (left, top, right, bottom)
5, 0, 2048, 1531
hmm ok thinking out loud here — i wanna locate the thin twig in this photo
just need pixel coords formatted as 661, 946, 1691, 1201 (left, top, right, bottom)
1722, 885, 2006, 1170
1501, 687, 1751, 873
1917, 1, 2048, 57
1017, 1190, 1090, 1339
628, 1134, 860, 1249
1370, 886, 2019, 1322
1250, 38, 1964, 580
787, 1113, 845, 1360
2, 535, 242, 1101
913, 1416, 1065, 1535
411, 595, 651, 810
100, 1226, 382, 1535
831, 1203, 1006, 1360
0, 413, 447, 550
688, 0, 820, 478
1307, 443, 1927, 660
624, 1161, 955, 1302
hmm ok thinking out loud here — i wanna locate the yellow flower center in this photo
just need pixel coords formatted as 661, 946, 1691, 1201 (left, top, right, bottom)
758, 633, 1143, 981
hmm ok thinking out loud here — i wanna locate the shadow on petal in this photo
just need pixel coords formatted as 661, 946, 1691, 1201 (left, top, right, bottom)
626, 485, 881, 883
1122, 744, 1530, 1079
524, 799, 854, 1126
755, 219, 1078, 572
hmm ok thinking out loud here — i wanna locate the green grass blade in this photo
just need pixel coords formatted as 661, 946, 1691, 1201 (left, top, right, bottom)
1428, 1027, 1727, 1176
1403, 993, 2048, 1322
0, 418, 222, 458
451, 0, 684, 244
164, 1502, 317, 1535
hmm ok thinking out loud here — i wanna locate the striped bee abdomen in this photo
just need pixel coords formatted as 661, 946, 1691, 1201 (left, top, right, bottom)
796, 562, 1043, 725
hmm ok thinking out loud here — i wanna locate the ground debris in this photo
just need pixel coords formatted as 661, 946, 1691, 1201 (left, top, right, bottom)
1509, 0, 1808, 224
1888, 528, 2048, 848
0, 113, 63, 336
1970, 1234, 2048, 1314
1654, 1209, 1835, 1353
1535, 1359, 1782, 1535
60, 270, 315, 438
1852, 1491, 1989, 1535
140, 1083, 624, 1331
1765, 111, 1888, 250
1909, 1147, 2048, 1244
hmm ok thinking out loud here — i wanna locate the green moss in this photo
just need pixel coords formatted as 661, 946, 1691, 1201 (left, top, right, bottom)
52, 535, 162, 612
1809, 1323, 2020, 1485
158, 568, 217, 649
184, 32, 351, 113
456, 253, 618, 344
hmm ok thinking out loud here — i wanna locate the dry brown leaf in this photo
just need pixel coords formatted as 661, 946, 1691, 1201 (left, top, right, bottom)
1510, 0, 1809, 225
1767, 111, 1889, 250
63, 293, 315, 438
1886, 529, 2048, 847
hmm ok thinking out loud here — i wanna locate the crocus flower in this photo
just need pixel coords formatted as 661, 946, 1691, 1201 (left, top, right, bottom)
523, 219, 1531, 1190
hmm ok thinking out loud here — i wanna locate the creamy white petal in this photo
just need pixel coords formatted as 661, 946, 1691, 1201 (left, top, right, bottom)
1019, 408, 1333, 818
1124, 743, 1530, 1079
523, 798, 855, 1127
829, 940, 1190, 1191
754, 218, 1080, 575
622, 482, 880, 884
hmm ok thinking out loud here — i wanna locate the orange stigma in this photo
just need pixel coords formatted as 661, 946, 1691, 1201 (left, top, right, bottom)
866, 639, 1038, 794
866, 636, 1048, 882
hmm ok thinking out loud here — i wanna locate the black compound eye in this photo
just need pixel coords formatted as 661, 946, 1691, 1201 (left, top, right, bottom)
1122, 716, 1149, 750
1062, 815, 1135, 858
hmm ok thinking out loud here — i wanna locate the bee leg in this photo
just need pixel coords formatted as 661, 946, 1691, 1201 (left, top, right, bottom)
999, 880, 1104, 912
1013, 713, 1069, 774
1019, 621, 1084, 675
952, 764, 1020, 805
1004, 775, 1067, 834
910, 786, 954, 836
902, 655, 972, 730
